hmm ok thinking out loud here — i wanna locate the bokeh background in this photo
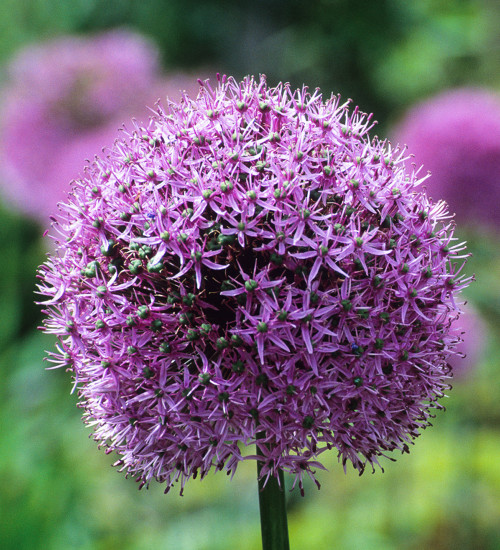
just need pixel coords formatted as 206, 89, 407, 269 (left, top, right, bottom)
1, 1, 500, 549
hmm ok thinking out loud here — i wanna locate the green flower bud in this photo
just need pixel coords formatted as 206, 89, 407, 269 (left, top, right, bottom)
245, 279, 258, 292
137, 305, 149, 319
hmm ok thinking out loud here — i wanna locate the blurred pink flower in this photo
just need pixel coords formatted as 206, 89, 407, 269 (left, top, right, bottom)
392, 88, 500, 230
0, 29, 200, 224
449, 305, 487, 379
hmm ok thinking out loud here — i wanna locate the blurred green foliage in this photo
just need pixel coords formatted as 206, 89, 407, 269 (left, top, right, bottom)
1, 1, 500, 549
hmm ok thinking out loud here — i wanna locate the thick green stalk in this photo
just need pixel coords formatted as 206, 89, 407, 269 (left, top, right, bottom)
256, 445, 290, 550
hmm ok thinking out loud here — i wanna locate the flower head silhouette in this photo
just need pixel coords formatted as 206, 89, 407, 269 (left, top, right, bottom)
393, 88, 500, 230
0, 30, 199, 223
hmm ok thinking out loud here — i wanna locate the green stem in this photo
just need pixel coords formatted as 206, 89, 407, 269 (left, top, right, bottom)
256, 445, 290, 550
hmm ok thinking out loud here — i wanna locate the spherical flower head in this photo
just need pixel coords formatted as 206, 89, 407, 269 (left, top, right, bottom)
392, 88, 500, 230
0, 29, 199, 223
38, 75, 471, 495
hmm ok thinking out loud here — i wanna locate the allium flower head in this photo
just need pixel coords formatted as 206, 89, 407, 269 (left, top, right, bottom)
393, 88, 500, 230
0, 29, 198, 222
38, 75, 470, 495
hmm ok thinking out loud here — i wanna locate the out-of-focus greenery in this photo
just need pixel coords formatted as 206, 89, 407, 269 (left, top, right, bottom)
1, 1, 499, 549
2, 0, 500, 129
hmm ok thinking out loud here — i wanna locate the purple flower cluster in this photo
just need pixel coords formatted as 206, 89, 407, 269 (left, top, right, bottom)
392, 88, 500, 230
38, 75, 470, 494
0, 29, 199, 223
